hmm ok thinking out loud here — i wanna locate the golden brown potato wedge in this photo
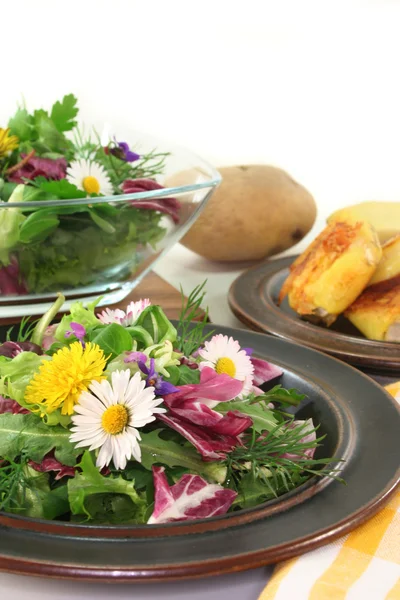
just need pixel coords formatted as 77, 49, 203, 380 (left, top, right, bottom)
369, 235, 400, 285
345, 275, 400, 341
328, 201, 400, 244
279, 220, 382, 325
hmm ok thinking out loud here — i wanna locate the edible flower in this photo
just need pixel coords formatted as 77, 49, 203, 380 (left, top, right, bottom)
70, 370, 166, 469
138, 358, 178, 396
0, 128, 18, 158
110, 140, 140, 163
25, 341, 107, 416
98, 299, 151, 326
198, 334, 254, 399
64, 322, 86, 345
66, 159, 113, 196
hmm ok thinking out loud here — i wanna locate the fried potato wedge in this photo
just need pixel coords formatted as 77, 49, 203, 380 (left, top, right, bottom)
279, 220, 382, 325
369, 235, 400, 285
328, 201, 400, 244
345, 275, 400, 341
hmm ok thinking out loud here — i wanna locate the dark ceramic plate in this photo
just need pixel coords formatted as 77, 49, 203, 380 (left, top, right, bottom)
0, 324, 399, 582
229, 256, 400, 372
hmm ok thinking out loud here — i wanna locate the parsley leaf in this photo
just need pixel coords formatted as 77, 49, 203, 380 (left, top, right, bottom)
50, 94, 79, 132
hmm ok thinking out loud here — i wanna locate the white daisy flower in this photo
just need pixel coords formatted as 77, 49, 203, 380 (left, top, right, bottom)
122, 299, 151, 326
198, 334, 254, 398
97, 307, 126, 326
66, 159, 113, 196
98, 299, 151, 326
70, 370, 165, 470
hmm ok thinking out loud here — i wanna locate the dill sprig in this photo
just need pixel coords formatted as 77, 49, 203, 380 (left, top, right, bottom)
175, 281, 214, 356
0, 455, 29, 512
6, 316, 39, 343
226, 420, 343, 503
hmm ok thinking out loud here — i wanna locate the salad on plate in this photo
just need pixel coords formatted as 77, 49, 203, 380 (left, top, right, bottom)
0, 284, 337, 525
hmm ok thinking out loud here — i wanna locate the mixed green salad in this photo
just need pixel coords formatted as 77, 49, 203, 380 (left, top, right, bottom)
0, 284, 338, 525
0, 95, 179, 295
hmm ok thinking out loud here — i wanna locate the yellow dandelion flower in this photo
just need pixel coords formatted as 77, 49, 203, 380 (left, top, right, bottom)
25, 341, 107, 416
0, 128, 19, 158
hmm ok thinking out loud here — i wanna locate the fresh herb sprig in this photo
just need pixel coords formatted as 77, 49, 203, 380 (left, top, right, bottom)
0, 455, 28, 512
226, 420, 343, 505
176, 280, 214, 356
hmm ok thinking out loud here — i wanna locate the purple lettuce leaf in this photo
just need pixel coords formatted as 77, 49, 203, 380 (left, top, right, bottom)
164, 366, 243, 409
121, 178, 181, 224
28, 451, 76, 480
8, 155, 67, 183
147, 466, 237, 524
0, 256, 28, 295
281, 419, 317, 461
250, 357, 283, 386
0, 395, 29, 414
157, 413, 241, 460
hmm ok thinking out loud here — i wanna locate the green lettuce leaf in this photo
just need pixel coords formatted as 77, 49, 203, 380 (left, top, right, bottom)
0, 351, 48, 410
8, 107, 34, 141
135, 305, 177, 345
9, 466, 69, 519
88, 323, 133, 360
0, 185, 26, 264
67, 452, 146, 523
216, 400, 279, 434
0, 413, 80, 465
50, 94, 79, 132
140, 430, 226, 483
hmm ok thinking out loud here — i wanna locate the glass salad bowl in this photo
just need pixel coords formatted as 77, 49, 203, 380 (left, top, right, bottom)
0, 131, 221, 317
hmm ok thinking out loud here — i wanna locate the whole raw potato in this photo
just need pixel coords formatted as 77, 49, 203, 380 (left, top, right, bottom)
172, 165, 317, 262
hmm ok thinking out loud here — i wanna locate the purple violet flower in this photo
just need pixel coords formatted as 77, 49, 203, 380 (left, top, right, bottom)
138, 358, 179, 396
111, 140, 140, 163
65, 322, 86, 345
243, 347, 254, 356
124, 351, 148, 364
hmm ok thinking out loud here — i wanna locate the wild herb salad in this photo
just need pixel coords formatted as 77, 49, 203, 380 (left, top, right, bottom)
0, 95, 179, 295
0, 285, 336, 524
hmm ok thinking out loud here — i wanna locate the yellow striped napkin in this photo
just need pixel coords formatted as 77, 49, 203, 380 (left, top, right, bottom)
259, 382, 400, 600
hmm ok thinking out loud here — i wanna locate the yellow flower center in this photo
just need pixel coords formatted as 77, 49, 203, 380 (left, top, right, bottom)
101, 404, 129, 435
82, 175, 100, 194
215, 357, 236, 377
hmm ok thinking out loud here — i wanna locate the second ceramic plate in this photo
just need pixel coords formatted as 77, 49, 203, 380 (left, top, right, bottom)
229, 256, 400, 372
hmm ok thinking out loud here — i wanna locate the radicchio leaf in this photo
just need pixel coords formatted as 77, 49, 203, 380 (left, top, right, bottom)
0, 256, 28, 295
281, 419, 317, 460
160, 367, 252, 459
157, 413, 241, 461
0, 395, 29, 414
121, 179, 181, 223
250, 357, 283, 386
28, 451, 75, 480
8, 155, 67, 183
147, 466, 236, 524
165, 366, 243, 409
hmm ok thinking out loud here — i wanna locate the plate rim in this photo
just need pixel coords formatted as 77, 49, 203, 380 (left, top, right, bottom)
0, 324, 399, 582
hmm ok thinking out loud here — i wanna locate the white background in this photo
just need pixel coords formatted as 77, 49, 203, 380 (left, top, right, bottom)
2, 0, 400, 221
0, 2, 399, 598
